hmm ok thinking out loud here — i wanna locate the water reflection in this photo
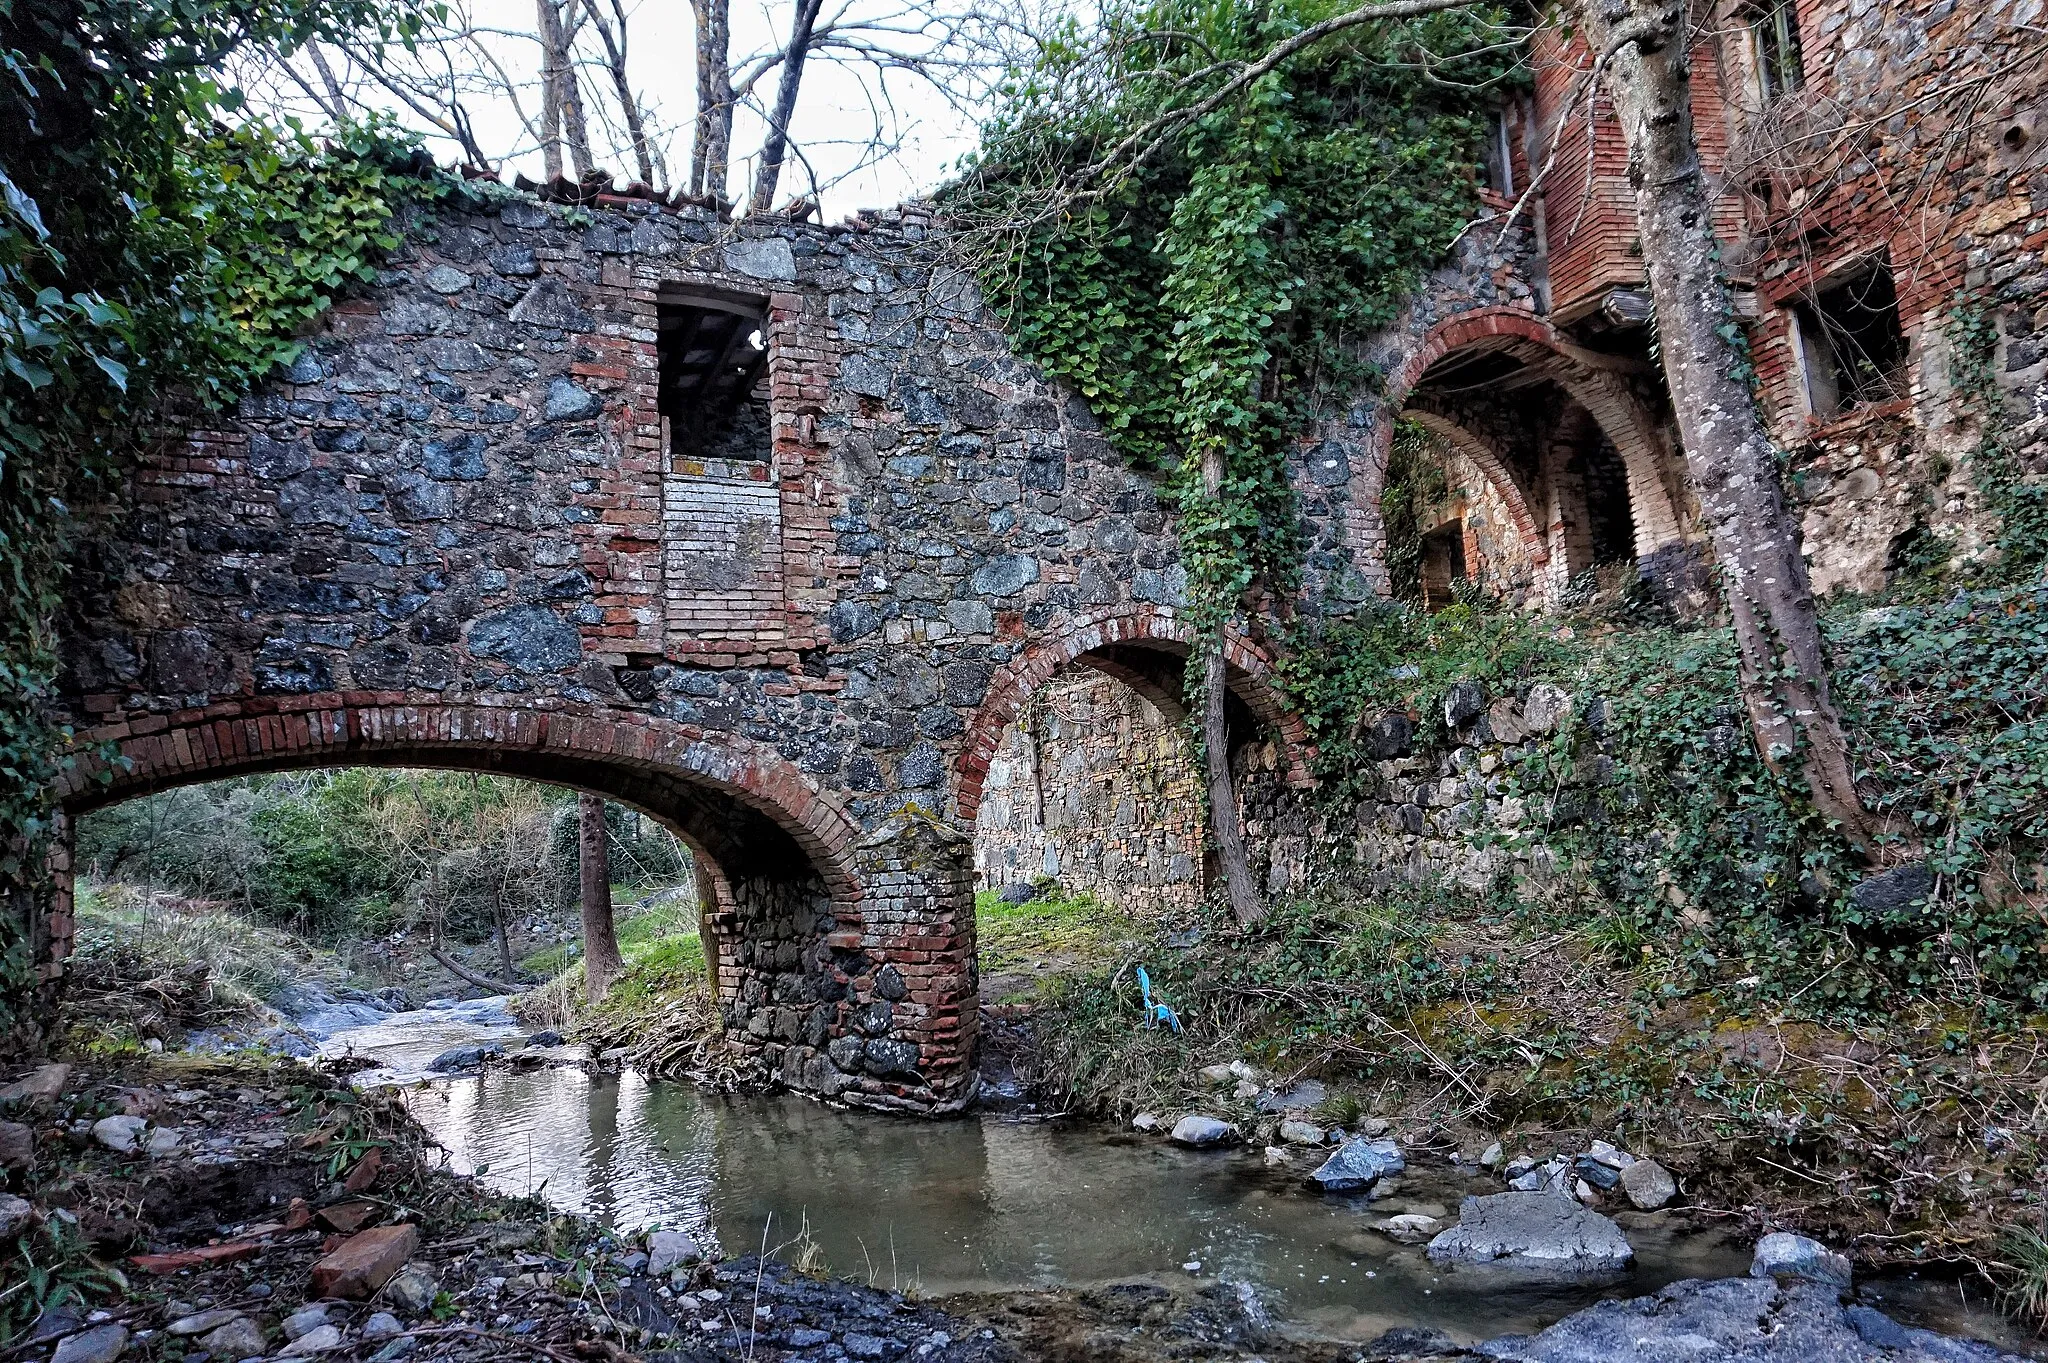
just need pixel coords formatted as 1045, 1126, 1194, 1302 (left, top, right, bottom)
399, 1067, 1762, 1340
326, 1008, 2033, 1351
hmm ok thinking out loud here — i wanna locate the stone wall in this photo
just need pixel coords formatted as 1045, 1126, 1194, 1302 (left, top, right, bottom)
50, 191, 1322, 1109
972, 670, 1204, 911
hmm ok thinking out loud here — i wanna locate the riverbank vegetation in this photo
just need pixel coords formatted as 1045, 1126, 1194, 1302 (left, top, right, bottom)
1022, 580, 2048, 1283
78, 774, 690, 998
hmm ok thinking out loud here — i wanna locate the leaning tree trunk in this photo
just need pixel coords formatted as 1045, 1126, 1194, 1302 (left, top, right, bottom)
578, 793, 623, 1002
1199, 443, 1265, 926
1577, 0, 1880, 858
749, 0, 824, 213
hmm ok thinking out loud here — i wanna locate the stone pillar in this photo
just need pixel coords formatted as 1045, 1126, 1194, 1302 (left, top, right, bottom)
843, 809, 980, 1113
4, 809, 73, 1055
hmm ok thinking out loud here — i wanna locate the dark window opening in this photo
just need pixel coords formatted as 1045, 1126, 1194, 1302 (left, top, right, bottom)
1420, 522, 1468, 612
1573, 435, 1637, 566
658, 292, 770, 460
1794, 262, 1906, 418
1481, 108, 1515, 197
1750, 0, 1805, 98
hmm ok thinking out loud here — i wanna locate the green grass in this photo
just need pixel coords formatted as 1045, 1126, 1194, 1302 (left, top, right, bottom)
517, 895, 706, 1032
974, 888, 1133, 976
520, 890, 697, 976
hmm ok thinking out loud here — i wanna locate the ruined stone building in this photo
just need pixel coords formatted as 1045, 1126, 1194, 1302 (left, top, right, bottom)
34, 0, 2044, 1104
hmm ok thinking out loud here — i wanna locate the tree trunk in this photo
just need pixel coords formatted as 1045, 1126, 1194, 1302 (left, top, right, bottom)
749, 0, 824, 213
1576, 0, 1880, 857
689, 0, 734, 200
535, 0, 568, 179
579, 793, 623, 1002
1199, 443, 1264, 926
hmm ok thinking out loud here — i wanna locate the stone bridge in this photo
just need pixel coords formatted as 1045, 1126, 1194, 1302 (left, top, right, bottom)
43, 193, 1377, 1112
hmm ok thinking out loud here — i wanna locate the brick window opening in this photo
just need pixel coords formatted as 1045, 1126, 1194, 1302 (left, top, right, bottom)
1420, 522, 1468, 611
658, 291, 770, 459
1748, 0, 1805, 99
1481, 108, 1515, 197
1793, 262, 1907, 419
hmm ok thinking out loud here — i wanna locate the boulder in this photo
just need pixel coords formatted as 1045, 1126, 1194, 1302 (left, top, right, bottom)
1308, 1138, 1405, 1192
1620, 1159, 1678, 1210
426, 1044, 503, 1073
1750, 1231, 1851, 1288
198, 1317, 267, 1361
0, 1063, 70, 1107
1169, 1115, 1235, 1147
1256, 1079, 1328, 1113
309, 1223, 420, 1300
647, 1229, 705, 1275
1472, 1277, 2015, 1363
90, 1115, 178, 1155
1444, 681, 1487, 728
1425, 1192, 1634, 1276
52, 1324, 129, 1363
1523, 683, 1574, 734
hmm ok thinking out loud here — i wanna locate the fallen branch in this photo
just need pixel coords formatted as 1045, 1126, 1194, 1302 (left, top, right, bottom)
430, 946, 527, 994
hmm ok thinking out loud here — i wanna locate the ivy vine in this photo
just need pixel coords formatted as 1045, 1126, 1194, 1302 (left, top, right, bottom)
1, 0, 434, 1048
954, 0, 1521, 633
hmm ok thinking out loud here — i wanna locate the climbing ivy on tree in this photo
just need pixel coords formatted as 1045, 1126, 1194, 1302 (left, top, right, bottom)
0, 0, 433, 1050
954, 0, 1519, 629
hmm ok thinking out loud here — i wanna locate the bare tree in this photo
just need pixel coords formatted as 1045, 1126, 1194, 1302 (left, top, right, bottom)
579, 793, 624, 1002
580, 0, 659, 186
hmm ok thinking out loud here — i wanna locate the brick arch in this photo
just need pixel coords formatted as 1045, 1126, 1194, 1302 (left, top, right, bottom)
1400, 405, 1551, 566
1385, 306, 1686, 561
954, 606, 1313, 824
61, 698, 863, 902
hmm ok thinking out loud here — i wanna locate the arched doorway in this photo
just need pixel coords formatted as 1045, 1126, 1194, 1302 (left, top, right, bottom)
1385, 308, 1694, 610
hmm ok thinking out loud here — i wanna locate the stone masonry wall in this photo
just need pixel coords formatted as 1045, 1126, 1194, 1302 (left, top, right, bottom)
972, 670, 1204, 912
51, 191, 1329, 1110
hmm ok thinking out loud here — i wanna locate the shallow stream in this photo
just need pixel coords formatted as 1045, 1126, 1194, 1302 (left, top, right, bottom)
315, 1000, 2035, 1351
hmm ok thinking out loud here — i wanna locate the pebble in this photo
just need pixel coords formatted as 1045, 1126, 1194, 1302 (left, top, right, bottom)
280, 1324, 346, 1356
382, 1267, 439, 1314
283, 1304, 333, 1340
1131, 1112, 1161, 1132
362, 1314, 405, 1342
167, 1309, 244, 1337
198, 1316, 267, 1360
1278, 1119, 1326, 1145
52, 1324, 129, 1363
0, 1192, 31, 1237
